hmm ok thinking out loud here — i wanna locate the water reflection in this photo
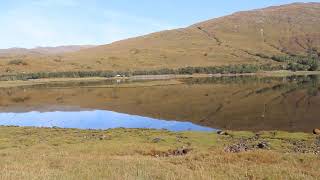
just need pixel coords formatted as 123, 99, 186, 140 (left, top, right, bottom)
0, 110, 214, 131
0, 75, 319, 132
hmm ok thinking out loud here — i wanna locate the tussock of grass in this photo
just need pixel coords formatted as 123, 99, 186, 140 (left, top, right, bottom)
7, 59, 28, 66
0, 126, 319, 179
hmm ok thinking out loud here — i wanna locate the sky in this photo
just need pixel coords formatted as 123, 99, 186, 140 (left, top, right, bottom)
0, 0, 318, 49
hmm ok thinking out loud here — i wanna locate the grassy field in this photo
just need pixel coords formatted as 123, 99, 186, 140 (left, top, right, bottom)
0, 126, 319, 179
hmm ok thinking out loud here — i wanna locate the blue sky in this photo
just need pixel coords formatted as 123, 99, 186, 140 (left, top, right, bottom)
0, 0, 317, 48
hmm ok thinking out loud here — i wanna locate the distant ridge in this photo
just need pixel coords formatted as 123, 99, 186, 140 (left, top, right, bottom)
0, 45, 96, 55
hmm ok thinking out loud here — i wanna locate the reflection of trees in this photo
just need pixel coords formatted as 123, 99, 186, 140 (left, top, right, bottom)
186, 75, 320, 105
187, 75, 320, 131
266, 75, 319, 130
183, 76, 279, 85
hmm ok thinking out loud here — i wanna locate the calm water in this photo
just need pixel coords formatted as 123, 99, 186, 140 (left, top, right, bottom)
0, 110, 214, 131
0, 75, 319, 132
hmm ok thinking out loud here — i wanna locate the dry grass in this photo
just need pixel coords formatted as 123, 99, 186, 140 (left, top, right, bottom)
0, 126, 319, 179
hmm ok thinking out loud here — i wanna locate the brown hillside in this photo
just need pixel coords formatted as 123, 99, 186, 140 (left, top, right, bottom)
0, 3, 319, 74
192, 2, 320, 56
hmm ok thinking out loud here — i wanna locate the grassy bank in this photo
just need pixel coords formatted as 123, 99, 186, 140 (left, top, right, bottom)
0, 126, 319, 179
1, 63, 319, 86
0, 70, 319, 89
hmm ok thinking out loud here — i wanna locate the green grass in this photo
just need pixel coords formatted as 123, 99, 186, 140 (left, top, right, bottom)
0, 126, 319, 179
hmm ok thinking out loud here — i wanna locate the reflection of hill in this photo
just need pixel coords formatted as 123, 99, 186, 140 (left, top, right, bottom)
0, 76, 319, 132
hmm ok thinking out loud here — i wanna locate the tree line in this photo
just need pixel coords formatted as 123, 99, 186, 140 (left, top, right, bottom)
0, 64, 282, 81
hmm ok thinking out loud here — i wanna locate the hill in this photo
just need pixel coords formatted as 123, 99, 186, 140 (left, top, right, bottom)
0, 2, 319, 75
0, 45, 95, 55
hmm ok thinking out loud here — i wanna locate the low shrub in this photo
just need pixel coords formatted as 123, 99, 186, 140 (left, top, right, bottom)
271, 55, 319, 71
8, 59, 28, 66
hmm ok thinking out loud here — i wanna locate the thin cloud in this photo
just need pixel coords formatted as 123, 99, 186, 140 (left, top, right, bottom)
0, 1, 177, 48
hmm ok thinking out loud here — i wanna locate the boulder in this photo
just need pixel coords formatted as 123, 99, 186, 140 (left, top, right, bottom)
217, 130, 229, 136
257, 142, 269, 149
225, 143, 249, 153
172, 146, 191, 156
152, 137, 163, 143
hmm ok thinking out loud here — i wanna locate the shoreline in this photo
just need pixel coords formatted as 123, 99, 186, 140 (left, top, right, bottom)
0, 70, 319, 88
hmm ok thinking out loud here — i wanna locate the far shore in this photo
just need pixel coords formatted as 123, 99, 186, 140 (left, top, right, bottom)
0, 70, 320, 88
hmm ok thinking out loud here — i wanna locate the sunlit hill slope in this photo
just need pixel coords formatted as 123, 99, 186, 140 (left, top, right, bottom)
0, 3, 319, 74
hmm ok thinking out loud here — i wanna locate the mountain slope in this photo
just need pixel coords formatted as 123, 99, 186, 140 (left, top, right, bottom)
192, 2, 320, 56
0, 3, 319, 74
